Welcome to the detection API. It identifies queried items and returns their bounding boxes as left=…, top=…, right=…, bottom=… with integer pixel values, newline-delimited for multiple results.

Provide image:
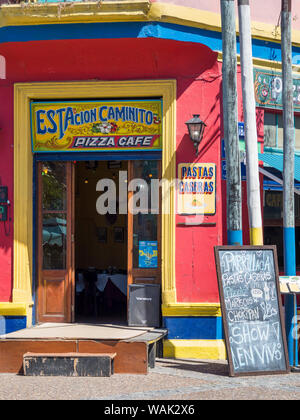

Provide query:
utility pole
left=221, top=0, right=243, bottom=245
left=281, top=0, right=297, bottom=367
left=237, top=0, right=263, bottom=246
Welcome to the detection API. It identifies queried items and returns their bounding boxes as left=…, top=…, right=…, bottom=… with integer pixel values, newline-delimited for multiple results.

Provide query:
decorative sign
left=221, top=123, right=249, bottom=181
left=177, top=163, right=216, bottom=215
left=238, top=122, right=245, bottom=139
left=30, top=100, right=162, bottom=152
left=254, top=68, right=300, bottom=110
left=139, top=241, right=158, bottom=268
left=221, top=150, right=247, bottom=181
left=264, top=191, right=282, bottom=220
left=279, top=276, right=300, bottom=294
left=214, top=245, right=290, bottom=377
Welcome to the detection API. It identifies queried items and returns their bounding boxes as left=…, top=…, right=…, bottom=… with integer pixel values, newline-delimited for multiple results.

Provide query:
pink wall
left=175, top=56, right=223, bottom=302
left=150, top=0, right=300, bottom=31
left=0, top=34, right=266, bottom=304
left=0, top=38, right=223, bottom=303
left=0, top=82, right=13, bottom=302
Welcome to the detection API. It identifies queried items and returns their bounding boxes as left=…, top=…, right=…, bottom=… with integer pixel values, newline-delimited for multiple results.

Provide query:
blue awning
left=258, top=152, right=300, bottom=183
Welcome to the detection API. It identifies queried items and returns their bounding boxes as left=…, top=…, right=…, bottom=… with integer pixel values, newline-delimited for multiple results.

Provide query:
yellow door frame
left=13, top=79, right=177, bottom=325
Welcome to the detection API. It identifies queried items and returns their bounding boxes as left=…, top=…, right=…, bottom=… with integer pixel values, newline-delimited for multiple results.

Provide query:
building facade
left=0, top=0, right=299, bottom=360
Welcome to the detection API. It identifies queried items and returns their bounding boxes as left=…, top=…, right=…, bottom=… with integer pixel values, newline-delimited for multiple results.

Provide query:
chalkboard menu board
left=214, top=246, right=290, bottom=377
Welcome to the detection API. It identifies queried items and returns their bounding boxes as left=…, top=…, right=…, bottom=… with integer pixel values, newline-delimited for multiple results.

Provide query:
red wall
left=0, top=37, right=229, bottom=303
left=0, top=84, right=13, bottom=301
left=175, top=57, right=223, bottom=302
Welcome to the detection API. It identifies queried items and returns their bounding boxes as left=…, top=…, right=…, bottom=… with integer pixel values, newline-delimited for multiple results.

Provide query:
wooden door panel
left=37, top=162, right=74, bottom=324
left=44, top=276, right=66, bottom=315
left=134, top=277, right=156, bottom=284
left=132, top=269, right=160, bottom=284
left=127, top=160, right=161, bottom=289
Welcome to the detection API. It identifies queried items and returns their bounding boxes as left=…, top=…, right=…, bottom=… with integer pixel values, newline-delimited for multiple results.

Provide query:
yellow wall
left=14, top=79, right=177, bottom=326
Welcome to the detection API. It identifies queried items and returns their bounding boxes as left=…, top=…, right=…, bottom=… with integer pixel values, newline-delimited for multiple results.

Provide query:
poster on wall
left=253, top=68, right=300, bottom=110
left=139, top=241, right=158, bottom=268
left=30, top=99, right=162, bottom=152
left=177, top=163, right=216, bottom=215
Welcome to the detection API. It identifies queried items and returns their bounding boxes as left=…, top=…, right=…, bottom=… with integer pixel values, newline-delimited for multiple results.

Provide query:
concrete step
left=23, top=352, right=116, bottom=377
left=0, top=329, right=167, bottom=374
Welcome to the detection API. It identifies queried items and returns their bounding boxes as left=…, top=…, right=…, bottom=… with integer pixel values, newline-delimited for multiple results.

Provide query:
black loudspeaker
left=128, top=284, right=161, bottom=327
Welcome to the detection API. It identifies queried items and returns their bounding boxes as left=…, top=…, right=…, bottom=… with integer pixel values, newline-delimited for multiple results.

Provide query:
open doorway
left=36, top=159, right=162, bottom=325
left=75, top=160, right=128, bottom=324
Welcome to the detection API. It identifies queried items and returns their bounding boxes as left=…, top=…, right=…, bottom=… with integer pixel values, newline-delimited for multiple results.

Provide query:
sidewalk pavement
left=1, top=358, right=300, bottom=400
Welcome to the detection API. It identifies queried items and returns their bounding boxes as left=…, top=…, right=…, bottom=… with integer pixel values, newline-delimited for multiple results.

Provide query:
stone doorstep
left=23, top=352, right=117, bottom=377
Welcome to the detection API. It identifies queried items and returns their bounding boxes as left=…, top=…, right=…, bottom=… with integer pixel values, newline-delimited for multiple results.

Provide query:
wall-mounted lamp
left=185, top=114, right=206, bottom=156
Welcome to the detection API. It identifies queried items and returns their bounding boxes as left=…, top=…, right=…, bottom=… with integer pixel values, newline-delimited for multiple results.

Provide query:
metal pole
left=237, top=0, right=263, bottom=246
left=221, top=0, right=243, bottom=245
left=281, top=0, right=297, bottom=367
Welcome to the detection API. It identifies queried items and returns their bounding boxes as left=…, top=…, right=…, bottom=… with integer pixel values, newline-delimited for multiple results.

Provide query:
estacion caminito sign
left=30, top=99, right=162, bottom=152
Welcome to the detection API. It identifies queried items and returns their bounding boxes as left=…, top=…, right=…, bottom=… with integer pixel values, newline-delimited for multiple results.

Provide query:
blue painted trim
left=32, top=156, right=37, bottom=325
left=216, top=315, right=223, bottom=340
left=264, top=147, right=300, bottom=157
left=163, top=316, right=224, bottom=340
left=1, top=22, right=300, bottom=63
left=263, top=180, right=300, bottom=191
left=227, top=230, right=243, bottom=246
left=0, top=316, right=27, bottom=335
left=34, top=151, right=162, bottom=161
left=0, top=22, right=222, bottom=46
left=0, top=315, right=4, bottom=335
left=283, top=226, right=297, bottom=366
left=32, top=152, right=161, bottom=322
left=283, top=226, right=296, bottom=276
left=32, top=98, right=162, bottom=105
left=285, top=294, right=297, bottom=366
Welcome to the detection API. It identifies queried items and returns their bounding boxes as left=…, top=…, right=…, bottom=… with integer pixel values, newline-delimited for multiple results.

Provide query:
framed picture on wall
left=96, top=227, right=107, bottom=243
left=114, top=227, right=124, bottom=243
left=108, top=161, right=122, bottom=169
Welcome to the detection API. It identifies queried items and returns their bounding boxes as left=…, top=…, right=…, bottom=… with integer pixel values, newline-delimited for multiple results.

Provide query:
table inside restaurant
left=95, top=273, right=127, bottom=296
left=75, top=270, right=127, bottom=317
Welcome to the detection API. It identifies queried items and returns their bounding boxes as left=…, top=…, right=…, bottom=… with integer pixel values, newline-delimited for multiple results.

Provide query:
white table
left=76, top=272, right=85, bottom=293
left=96, top=273, right=127, bottom=296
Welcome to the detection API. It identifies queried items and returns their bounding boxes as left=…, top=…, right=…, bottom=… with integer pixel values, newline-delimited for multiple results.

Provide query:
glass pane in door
left=37, top=160, right=74, bottom=323
left=41, top=161, right=68, bottom=270
left=131, top=161, right=159, bottom=269
left=42, top=162, right=67, bottom=211
left=42, top=213, right=67, bottom=270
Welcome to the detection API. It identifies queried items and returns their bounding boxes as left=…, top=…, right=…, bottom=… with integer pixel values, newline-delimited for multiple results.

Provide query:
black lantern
left=185, top=114, right=206, bottom=156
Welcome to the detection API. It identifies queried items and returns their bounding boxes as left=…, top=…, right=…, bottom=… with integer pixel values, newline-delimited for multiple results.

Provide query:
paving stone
left=1, top=358, right=300, bottom=400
